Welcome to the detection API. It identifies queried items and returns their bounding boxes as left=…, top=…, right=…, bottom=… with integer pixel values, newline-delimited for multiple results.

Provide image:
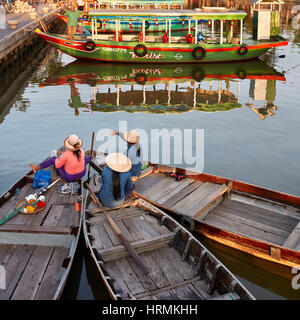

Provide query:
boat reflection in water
left=39, top=59, right=285, bottom=118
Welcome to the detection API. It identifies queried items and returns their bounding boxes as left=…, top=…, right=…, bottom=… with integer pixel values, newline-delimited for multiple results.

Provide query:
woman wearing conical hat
left=112, top=129, right=143, bottom=179
left=98, top=153, right=135, bottom=208
left=30, top=134, right=90, bottom=182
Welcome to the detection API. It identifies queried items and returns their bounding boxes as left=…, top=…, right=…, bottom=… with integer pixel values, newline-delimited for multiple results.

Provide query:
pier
left=0, top=4, right=64, bottom=72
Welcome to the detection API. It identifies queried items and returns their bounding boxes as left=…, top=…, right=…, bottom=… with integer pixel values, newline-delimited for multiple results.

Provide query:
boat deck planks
left=84, top=190, right=254, bottom=300
left=0, top=174, right=82, bottom=300
left=133, top=167, right=300, bottom=267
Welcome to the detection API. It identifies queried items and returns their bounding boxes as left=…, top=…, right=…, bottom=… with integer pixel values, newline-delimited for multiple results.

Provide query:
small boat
left=0, top=155, right=83, bottom=300
left=90, top=158, right=300, bottom=271
left=36, top=5, right=288, bottom=63
left=83, top=175, right=255, bottom=300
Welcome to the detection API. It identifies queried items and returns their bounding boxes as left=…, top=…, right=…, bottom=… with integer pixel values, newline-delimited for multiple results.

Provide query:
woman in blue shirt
left=98, top=153, right=135, bottom=208
left=112, top=129, right=143, bottom=178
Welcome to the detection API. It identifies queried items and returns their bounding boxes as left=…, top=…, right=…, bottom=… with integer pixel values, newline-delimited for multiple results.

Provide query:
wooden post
left=142, top=20, right=145, bottom=43
left=220, top=20, right=223, bottom=44
left=195, top=19, right=198, bottom=44
left=188, top=19, right=191, bottom=34
left=169, top=19, right=171, bottom=44
left=240, top=19, right=243, bottom=44
left=116, top=20, right=119, bottom=42
left=212, top=19, right=214, bottom=40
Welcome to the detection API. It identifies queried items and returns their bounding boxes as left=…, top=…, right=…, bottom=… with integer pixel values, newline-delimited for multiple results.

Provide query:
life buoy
left=192, top=46, right=206, bottom=60
left=237, top=44, right=248, bottom=55
left=84, top=40, right=96, bottom=51
left=145, top=20, right=150, bottom=29
left=180, top=216, right=195, bottom=232
left=192, top=68, right=206, bottom=82
left=134, top=44, right=147, bottom=57
left=236, top=69, right=247, bottom=79
left=135, top=73, right=147, bottom=85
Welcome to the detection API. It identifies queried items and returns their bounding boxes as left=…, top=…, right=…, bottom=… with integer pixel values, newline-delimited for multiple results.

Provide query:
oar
left=0, top=178, right=61, bottom=226
left=85, top=183, right=150, bottom=276
left=36, top=10, right=48, bottom=33
left=87, top=131, right=95, bottom=181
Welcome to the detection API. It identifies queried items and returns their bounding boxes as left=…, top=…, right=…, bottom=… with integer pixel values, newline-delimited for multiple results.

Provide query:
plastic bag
left=32, top=170, right=51, bottom=189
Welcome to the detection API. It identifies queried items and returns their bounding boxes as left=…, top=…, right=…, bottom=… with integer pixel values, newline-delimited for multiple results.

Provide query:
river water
left=0, top=0, right=300, bottom=300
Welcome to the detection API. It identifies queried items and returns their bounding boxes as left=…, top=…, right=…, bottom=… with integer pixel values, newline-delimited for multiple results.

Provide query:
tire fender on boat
left=180, top=215, right=195, bottom=232
left=85, top=40, right=96, bottom=51
left=192, top=46, right=206, bottom=60
left=134, top=44, right=147, bottom=57
left=192, top=68, right=206, bottom=82
left=145, top=20, right=150, bottom=29
left=135, top=73, right=148, bottom=85
left=237, top=44, right=248, bottom=55
left=237, top=69, right=247, bottom=79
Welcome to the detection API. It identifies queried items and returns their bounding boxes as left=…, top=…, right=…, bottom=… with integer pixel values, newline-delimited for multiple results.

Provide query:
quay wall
left=0, top=7, right=64, bottom=72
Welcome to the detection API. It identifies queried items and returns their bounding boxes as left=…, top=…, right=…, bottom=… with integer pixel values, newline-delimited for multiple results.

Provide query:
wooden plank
left=135, top=173, right=167, bottom=195
left=122, top=218, right=143, bottom=241
left=160, top=246, right=195, bottom=280
left=219, top=200, right=298, bottom=233
left=0, top=245, right=35, bottom=300
left=162, top=180, right=203, bottom=208
left=34, top=247, right=69, bottom=299
left=126, top=256, right=157, bottom=292
left=143, top=214, right=172, bottom=235
left=211, top=292, right=240, bottom=300
left=113, top=257, right=146, bottom=295
left=0, top=224, right=71, bottom=235
left=283, top=221, right=300, bottom=249
left=132, top=216, right=160, bottom=239
left=97, top=233, right=174, bottom=262
left=11, top=246, right=55, bottom=300
left=42, top=204, right=65, bottom=227
left=0, top=231, right=74, bottom=247
left=192, top=279, right=214, bottom=300
left=140, top=251, right=170, bottom=288
left=171, top=183, right=227, bottom=218
left=151, top=248, right=184, bottom=284
left=204, top=212, right=286, bottom=245
left=172, top=283, right=203, bottom=300
left=96, top=223, right=114, bottom=249
left=104, top=260, right=132, bottom=298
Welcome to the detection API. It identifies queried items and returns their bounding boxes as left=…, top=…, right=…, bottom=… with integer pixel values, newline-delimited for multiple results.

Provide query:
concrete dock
left=0, top=5, right=64, bottom=71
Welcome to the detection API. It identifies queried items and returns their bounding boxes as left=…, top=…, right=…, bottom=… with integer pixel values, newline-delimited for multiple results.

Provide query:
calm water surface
left=1, top=0, right=300, bottom=300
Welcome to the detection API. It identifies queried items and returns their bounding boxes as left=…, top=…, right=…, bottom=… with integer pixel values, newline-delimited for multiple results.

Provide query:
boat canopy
left=88, top=8, right=247, bottom=21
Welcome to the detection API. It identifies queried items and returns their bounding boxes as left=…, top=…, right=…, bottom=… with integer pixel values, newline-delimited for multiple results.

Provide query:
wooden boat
left=36, top=6, right=288, bottom=63
left=0, top=157, right=83, bottom=300
left=83, top=175, right=255, bottom=300
left=89, top=158, right=300, bottom=271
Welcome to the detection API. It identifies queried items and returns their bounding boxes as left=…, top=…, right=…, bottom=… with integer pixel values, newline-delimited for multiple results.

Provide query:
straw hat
left=64, top=134, right=83, bottom=151
left=106, top=153, right=132, bottom=173
left=123, top=130, right=139, bottom=144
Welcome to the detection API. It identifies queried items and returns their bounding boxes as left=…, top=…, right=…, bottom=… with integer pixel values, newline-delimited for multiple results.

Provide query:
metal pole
left=220, top=20, right=223, bottom=44
left=240, top=19, right=243, bottom=44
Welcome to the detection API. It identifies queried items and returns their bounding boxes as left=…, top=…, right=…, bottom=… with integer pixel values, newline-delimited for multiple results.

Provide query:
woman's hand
left=57, top=149, right=62, bottom=157
left=111, top=131, right=119, bottom=136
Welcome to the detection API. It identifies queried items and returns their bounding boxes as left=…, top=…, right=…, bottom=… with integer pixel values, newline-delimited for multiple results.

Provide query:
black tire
left=192, top=46, right=206, bottom=60
left=237, top=44, right=248, bottom=55
left=180, top=216, right=195, bottom=232
left=145, top=20, right=150, bottom=29
left=237, top=69, right=247, bottom=79
left=84, top=40, right=96, bottom=51
left=192, top=68, right=206, bottom=82
left=135, top=73, right=147, bottom=85
left=134, top=44, right=147, bottom=57
left=82, top=14, right=89, bottom=19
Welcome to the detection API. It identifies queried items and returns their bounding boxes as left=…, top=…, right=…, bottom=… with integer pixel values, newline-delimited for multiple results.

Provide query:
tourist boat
left=89, top=157, right=300, bottom=271
left=57, top=1, right=187, bottom=33
left=38, top=60, right=285, bottom=116
left=0, top=154, right=83, bottom=300
left=82, top=175, right=255, bottom=300
left=36, top=5, right=288, bottom=63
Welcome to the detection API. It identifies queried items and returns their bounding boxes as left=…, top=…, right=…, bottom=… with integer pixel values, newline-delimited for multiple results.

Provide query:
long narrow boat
left=0, top=155, right=83, bottom=300
left=90, top=158, right=300, bottom=272
left=36, top=6, right=288, bottom=63
left=83, top=175, right=255, bottom=300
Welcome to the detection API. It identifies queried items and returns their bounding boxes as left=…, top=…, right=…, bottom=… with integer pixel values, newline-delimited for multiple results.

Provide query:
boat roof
left=88, top=8, right=247, bottom=20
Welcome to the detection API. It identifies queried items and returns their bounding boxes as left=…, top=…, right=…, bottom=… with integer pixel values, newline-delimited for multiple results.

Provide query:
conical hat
left=105, top=153, right=132, bottom=173
left=64, top=135, right=83, bottom=151
left=123, top=130, right=139, bottom=144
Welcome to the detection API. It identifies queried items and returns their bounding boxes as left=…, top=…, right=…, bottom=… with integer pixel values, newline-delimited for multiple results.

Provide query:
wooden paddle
left=85, top=183, right=150, bottom=276
left=87, top=131, right=95, bottom=181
